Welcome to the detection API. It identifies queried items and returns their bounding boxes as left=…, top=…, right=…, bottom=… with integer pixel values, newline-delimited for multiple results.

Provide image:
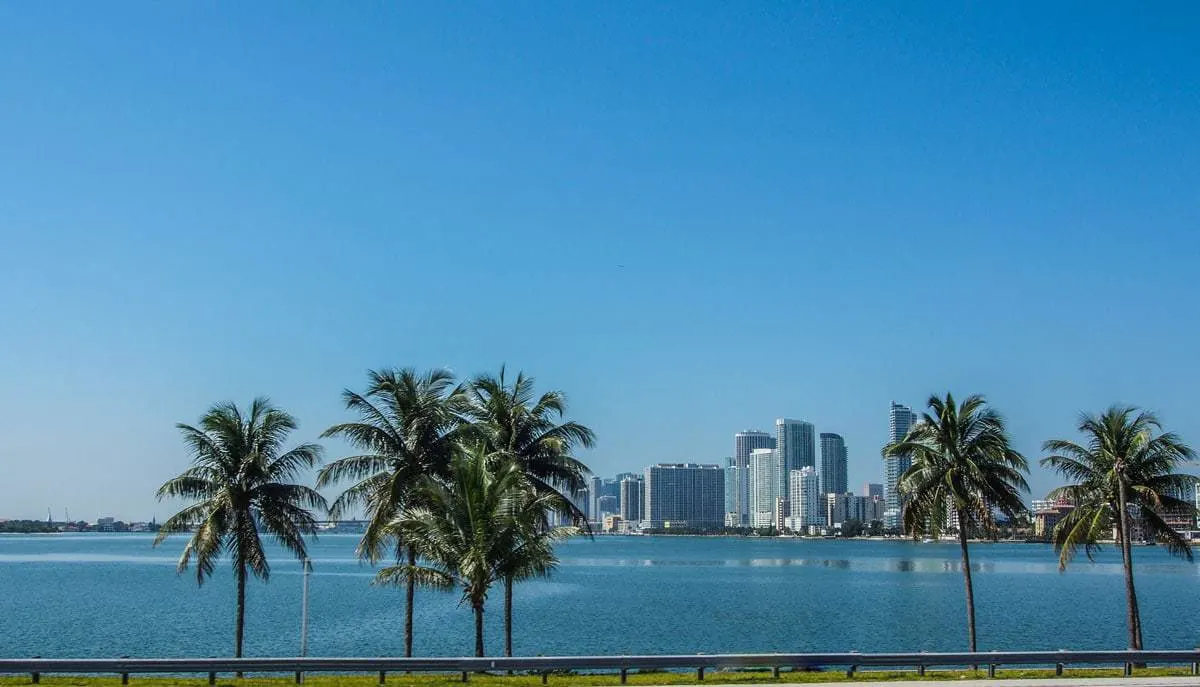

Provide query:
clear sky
left=2, top=3, right=1198, bottom=521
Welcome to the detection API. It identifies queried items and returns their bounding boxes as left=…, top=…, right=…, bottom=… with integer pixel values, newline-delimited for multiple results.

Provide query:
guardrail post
left=619, top=668, right=628, bottom=685
left=772, top=666, right=780, bottom=679
left=31, top=656, right=40, bottom=685
left=1192, top=661, right=1199, bottom=676
left=379, top=670, right=386, bottom=685
left=847, top=651, right=859, bottom=678
left=698, top=666, right=705, bottom=681
left=917, top=664, right=925, bottom=677
left=209, top=671, right=216, bottom=686
left=1123, top=662, right=1132, bottom=677
left=1055, top=663, right=1063, bottom=676
left=987, top=664, right=995, bottom=678
left=541, top=671, right=548, bottom=685
left=461, top=671, right=469, bottom=682
left=121, top=656, right=130, bottom=685
left=294, top=670, right=303, bottom=684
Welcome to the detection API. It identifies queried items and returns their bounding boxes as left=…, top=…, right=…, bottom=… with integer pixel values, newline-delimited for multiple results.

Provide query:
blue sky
left=1, top=3, right=1198, bottom=521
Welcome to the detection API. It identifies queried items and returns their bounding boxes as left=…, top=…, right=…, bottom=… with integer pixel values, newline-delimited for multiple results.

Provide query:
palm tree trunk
left=405, top=546, right=416, bottom=658
left=473, top=602, right=485, bottom=658
left=235, top=561, right=247, bottom=677
left=1116, top=482, right=1144, bottom=650
left=957, top=510, right=978, bottom=654
left=504, top=575, right=514, bottom=658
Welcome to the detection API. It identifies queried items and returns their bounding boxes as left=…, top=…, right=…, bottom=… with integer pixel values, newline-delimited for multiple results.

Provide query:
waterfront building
left=774, top=497, right=789, bottom=531
left=723, top=457, right=743, bottom=527
left=884, top=401, right=918, bottom=529
left=820, top=432, right=848, bottom=496
left=642, top=463, right=725, bottom=529
left=588, top=476, right=603, bottom=522
left=788, top=467, right=822, bottom=528
left=749, top=448, right=779, bottom=528
left=619, top=476, right=645, bottom=525
left=826, top=492, right=886, bottom=528
left=776, top=418, right=815, bottom=499
left=734, top=431, right=775, bottom=526
left=863, top=483, right=883, bottom=499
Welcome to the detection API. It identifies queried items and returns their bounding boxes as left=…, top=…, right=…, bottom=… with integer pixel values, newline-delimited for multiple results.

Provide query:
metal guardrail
left=2, top=650, right=1199, bottom=684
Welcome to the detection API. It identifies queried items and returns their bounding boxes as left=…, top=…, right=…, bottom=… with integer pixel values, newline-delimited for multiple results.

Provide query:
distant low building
left=1033, top=498, right=1074, bottom=538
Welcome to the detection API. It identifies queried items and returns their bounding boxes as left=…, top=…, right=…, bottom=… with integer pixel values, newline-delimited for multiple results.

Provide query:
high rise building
left=619, top=477, right=644, bottom=525
left=749, top=448, right=779, bottom=528
left=734, top=431, right=774, bottom=526
left=788, top=467, right=822, bottom=528
left=723, top=457, right=742, bottom=526
left=642, top=463, right=725, bottom=529
left=820, top=433, right=848, bottom=496
left=588, top=476, right=603, bottom=522
left=884, top=402, right=919, bottom=529
left=863, top=483, right=883, bottom=499
left=776, top=419, right=816, bottom=499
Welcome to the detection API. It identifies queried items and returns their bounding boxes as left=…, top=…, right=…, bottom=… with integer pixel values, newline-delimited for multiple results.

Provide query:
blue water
left=1, top=534, right=1197, bottom=659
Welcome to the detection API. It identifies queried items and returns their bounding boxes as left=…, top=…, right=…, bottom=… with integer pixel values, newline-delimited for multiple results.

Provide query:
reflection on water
left=565, top=557, right=1047, bottom=574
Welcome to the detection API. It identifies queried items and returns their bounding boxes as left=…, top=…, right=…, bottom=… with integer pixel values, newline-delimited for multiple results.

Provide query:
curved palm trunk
left=473, top=602, right=485, bottom=658
left=1116, top=482, right=1144, bottom=650
left=504, top=575, right=513, bottom=658
left=405, top=546, right=417, bottom=658
left=235, top=561, right=247, bottom=677
left=957, top=511, right=977, bottom=654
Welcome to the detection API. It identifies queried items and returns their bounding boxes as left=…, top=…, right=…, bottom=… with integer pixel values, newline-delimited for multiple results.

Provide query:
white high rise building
left=750, top=448, right=779, bottom=528
left=776, top=418, right=815, bottom=499
left=884, top=402, right=918, bottom=529
left=734, top=431, right=775, bottom=526
left=789, top=467, right=822, bottom=528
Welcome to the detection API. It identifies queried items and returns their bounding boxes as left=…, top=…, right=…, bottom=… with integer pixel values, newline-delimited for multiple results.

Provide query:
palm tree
left=379, top=447, right=531, bottom=657
left=883, top=393, right=1029, bottom=653
left=494, top=487, right=578, bottom=658
left=316, top=368, right=465, bottom=657
left=463, top=367, right=594, bottom=655
left=154, top=399, right=325, bottom=659
left=1041, top=406, right=1197, bottom=650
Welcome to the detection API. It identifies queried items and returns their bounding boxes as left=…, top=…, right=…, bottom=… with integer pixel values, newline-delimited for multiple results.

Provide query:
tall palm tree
left=883, top=393, right=1029, bottom=653
left=154, top=399, right=325, bottom=659
left=379, top=447, right=530, bottom=657
left=1041, top=406, right=1197, bottom=650
left=463, top=367, right=594, bottom=655
left=316, top=368, right=465, bottom=658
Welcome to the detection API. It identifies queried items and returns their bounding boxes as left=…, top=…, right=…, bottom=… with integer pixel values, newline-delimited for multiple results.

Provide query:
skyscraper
left=863, top=483, right=883, bottom=499
left=734, top=431, right=774, bottom=526
left=588, top=476, right=603, bottom=522
left=619, top=477, right=644, bottom=525
left=642, top=463, right=725, bottom=529
left=820, top=432, right=848, bottom=496
left=884, top=401, right=919, bottom=529
left=776, top=418, right=815, bottom=499
left=788, top=467, right=822, bottom=528
left=723, top=457, right=742, bottom=526
left=749, top=448, right=779, bottom=528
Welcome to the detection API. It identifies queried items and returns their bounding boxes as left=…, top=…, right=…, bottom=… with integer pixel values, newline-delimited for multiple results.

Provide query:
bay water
left=1, top=534, right=1198, bottom=658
